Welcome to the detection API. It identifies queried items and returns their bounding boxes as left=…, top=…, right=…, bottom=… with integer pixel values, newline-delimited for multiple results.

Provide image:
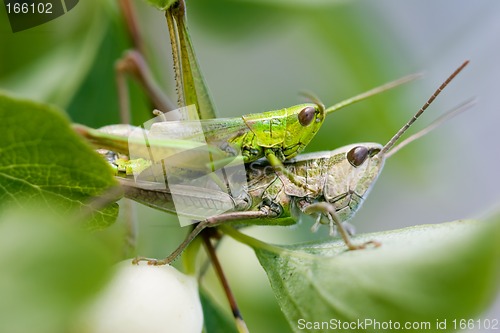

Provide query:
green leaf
left=200, top=288, right=238, bottom=333
left=0, top=92, right=119, bottom=229
left=250, top=216, right=500, bottom=333
left=0, top=209, right=114, bottom=333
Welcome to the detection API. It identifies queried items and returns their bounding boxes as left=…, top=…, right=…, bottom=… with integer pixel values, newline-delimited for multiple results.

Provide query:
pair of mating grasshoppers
left=75, top=2, right=471, bottom=332
left=75, top=0, right=470, bottom=265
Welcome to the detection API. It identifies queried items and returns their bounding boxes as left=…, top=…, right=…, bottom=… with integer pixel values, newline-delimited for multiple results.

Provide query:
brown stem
left=202, top=232, right=249, bottom=333
left=117, top=0, right=145, bottom=54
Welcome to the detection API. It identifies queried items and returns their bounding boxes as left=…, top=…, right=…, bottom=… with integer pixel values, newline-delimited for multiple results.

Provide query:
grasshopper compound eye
left=298, top=106, right=317, bottom=126
left=347, top=146, right=369, bottom=167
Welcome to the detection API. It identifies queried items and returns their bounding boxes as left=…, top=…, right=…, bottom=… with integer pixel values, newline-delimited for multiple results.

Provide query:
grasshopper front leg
left=303, top=202, right=381, bottom=250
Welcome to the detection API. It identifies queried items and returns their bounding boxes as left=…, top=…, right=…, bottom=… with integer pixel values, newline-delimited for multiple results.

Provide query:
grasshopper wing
left=118, top=177, right=238, bottom=220
left=149, top=117, right=248, bottom=149
left=74, top=123, right=234, bottom=172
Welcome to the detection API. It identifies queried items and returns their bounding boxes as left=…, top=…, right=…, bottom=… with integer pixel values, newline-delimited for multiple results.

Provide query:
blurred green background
left=1, top=0, right=499, bottom=332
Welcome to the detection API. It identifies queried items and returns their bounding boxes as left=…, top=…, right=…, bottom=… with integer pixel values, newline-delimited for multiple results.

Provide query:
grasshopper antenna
left=379, top=60, right=469, bottom=156
left=300, top=72, right=423, bottom=118
left=324, top=72, right=423, bottom=115
left=386, top=98, right=476, bottom=158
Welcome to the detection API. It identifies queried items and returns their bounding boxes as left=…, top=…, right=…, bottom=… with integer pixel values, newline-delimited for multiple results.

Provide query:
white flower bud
left=79, top=260, right=203, bottom=333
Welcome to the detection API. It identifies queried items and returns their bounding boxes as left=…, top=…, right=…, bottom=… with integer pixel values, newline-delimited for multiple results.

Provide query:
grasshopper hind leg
left=133, top=209, right=280, bottom=266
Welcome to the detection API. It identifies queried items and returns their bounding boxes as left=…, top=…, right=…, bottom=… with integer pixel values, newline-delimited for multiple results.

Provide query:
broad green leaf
left=200, top=288, right=238, bottom=333
left=250, top=216, right=500, bottom=333
left=0, top=209, right=114, bottom=333
left=0, top=92, right=119, bottom=229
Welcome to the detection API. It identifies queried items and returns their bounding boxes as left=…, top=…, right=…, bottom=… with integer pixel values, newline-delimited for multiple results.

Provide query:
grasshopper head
left=243, top=102, right=324, bottom=155
left=282, top=103, right=325, bottom=158
left=323, top=143, right=385, bottom=222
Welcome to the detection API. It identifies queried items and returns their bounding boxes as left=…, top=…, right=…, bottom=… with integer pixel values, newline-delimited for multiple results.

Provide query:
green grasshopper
left=75, top=73, right=418, bottom=187
left=98, top=0, right=419, bottom=190
left=112, top=60, right=469, bottom=265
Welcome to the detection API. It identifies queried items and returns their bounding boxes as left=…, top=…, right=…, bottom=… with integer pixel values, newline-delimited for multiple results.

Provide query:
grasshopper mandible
left=116, top=60, right=469, bottom=265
